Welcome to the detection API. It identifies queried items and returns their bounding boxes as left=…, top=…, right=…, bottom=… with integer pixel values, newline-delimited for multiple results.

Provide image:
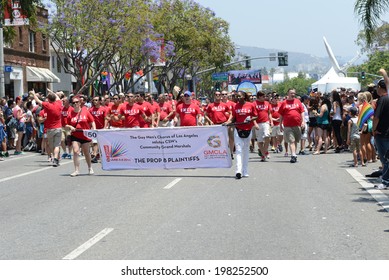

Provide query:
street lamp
left=185, top=74, right=192, bottom=92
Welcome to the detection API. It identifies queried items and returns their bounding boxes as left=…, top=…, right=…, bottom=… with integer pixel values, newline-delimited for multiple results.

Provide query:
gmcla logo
left=207, top=135, right=221, bottom=148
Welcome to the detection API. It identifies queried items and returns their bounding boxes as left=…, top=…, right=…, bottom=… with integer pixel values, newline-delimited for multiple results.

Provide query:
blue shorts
left=16, top=122, right=26, bottom=133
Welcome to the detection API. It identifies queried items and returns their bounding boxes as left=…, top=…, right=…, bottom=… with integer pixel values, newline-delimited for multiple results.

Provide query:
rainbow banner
left=357, top=101, right=374, bottom=130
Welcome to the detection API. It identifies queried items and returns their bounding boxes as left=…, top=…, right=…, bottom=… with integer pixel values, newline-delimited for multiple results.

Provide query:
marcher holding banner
left=176, top=91, right=203, bottom=126
left=66, top=97, right=96, bottom=177
left=119, top=93, right=149, bottom=128
left=89, top=96, right=107, bottom=163
left=204, top=91, right=232, bottom=125
left=226, top=91, right=258, bottom=179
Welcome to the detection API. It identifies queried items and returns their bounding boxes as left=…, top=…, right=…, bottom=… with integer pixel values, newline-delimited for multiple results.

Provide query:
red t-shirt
left=206, top=102, right=230, bottom=124
left=270, top=102, right=281, bottom=126
left=254, top=100, right=271, bottom=123
left=176, top=103, right=201, bottom=126
left=278, top=98, right=304, bottom=127
left=61, top=106, right=74, bottom=127
left=107, top=104, right=123, bottom=128
left=232, top=102, right=258, bottom=130
left=225, top=100, right=236, bottom=111
left=42, top=100, right=62, bottom=129
left=137, top=101, right=153, bottom=128
left=39, top=109, right=48, bottom=133
left=67, top=108, right=95, bottom=141
left=158, top=102, right=172, bottom=121
left=89, top=106, right=107, bottom=129
left=119, top=103, right=144, bottom=128
left=167, top=100, right=177, bottom=120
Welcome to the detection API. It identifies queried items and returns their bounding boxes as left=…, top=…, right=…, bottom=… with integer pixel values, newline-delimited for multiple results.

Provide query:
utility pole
left=0, top=24, right=5, bottom=98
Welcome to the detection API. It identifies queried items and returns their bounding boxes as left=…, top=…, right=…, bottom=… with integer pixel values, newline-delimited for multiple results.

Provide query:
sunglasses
left=113, top=98, right=119, bottom=100
left=73, top=101, right=80, bottom=104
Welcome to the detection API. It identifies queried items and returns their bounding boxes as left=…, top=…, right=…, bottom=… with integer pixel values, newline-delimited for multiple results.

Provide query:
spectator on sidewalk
left=372, top=75, right=389, bottom=189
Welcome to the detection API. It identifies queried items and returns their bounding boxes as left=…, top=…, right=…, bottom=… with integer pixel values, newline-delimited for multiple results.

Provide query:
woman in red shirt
left=227, top=91, right=259, bottom=179
left=66, top=97, right=96, bottom=177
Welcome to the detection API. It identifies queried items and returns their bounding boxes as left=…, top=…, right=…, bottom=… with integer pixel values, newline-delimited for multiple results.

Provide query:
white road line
left=163, top=178, right=182, bottom=189
left=346, top=168, right=389, bottom=213
left=63, top=228, right=114, bottom=260
left=0, top=166, right=53, bottom=183
left=3, top=154, right=36, bottom=162
left=0, top=159, right=76, bottom=184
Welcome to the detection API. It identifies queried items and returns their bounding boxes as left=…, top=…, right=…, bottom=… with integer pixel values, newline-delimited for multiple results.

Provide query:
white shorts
left=301, top=123, right=308, bottom=140
left=271, top=125, right=283, bottom=137
left=255, top=122, right=271, bottom=142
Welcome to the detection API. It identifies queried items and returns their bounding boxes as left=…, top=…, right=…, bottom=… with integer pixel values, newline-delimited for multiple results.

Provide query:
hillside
left=238, top=45, right=355, bottom=74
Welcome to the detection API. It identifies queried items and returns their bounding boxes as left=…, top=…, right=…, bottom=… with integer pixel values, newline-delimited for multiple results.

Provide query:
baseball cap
left=301, top=94, right=310, bottom=101
left=349, top=106, right=358, bottom=115
left=184, top=91, right=191, bottom=96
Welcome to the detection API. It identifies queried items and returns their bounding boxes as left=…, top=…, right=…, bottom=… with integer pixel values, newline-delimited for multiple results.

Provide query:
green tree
left=44, top=0, right=154, bottom=94
left=151, top=0, right=235, bottom=93
left=356, top=22, right=389, bottom=53
left=355, top=0, right=389, bottom=46
left=273, top=75, right=315, bottom=96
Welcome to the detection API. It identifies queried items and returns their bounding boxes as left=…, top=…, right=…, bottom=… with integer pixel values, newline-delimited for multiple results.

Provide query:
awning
left=26, top=66, right=61, bottom=83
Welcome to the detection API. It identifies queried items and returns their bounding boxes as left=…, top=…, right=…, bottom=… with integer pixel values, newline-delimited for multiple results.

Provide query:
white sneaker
left=242, top=174, right=249, bottom=177
left=88, top=168, right=94, bottom=175
left=374, top=184, right=388, bottom=190
left=70, top=171, right=79, bottom=177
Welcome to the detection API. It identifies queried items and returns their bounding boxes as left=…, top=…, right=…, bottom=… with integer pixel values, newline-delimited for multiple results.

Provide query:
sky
left=194, top=0, right=366, bottom=58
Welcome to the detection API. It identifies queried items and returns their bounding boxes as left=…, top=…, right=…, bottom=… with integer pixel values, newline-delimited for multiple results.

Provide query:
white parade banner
left=92, top=126, right=232, bottom=170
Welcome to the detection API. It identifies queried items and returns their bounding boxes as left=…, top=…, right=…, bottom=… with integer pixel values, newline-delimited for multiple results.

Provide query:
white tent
left=311, top=67, right=360, bottom=93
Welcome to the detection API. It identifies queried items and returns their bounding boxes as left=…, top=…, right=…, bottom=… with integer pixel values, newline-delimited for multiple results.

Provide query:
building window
left=19, top=27, right=23, bottom=43
left=52, top=56, right=55, bottom=69
left=29, top=31, right=35, bottom=52
left=42, top=34, right=47, bottom=51
left=57, top=56, right=62, bottom=73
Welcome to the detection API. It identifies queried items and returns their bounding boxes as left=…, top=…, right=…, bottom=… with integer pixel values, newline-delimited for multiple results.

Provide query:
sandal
left=349, top=164, right=358, bottom=167
left=312, top=151, right=320, bottom=155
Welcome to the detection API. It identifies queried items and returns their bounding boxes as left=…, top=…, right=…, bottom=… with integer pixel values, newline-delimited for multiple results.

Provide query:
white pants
left=234, top=128, right=252, bottom=176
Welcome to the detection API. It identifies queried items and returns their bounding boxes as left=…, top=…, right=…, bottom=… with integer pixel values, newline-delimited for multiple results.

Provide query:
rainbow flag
left=357, top=101, right=374, bottom=130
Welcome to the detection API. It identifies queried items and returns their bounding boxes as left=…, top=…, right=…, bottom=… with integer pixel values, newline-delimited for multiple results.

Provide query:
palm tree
left=355, top=0, right=389, bottom=46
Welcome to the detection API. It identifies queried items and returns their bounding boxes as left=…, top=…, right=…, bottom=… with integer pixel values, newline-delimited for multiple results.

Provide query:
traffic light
left=361, top=71, right=366, bottom=79
left=278, top=52, right=288, bottom=66
left=245, top=56, right=251, bottom=69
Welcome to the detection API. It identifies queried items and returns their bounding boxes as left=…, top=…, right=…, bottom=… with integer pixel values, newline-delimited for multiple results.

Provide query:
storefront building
left=3, top=7, right=60, bottom=99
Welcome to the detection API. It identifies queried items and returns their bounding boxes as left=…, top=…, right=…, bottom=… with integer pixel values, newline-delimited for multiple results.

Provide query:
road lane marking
left=0, top=159, right=76, bottom=184
left=163, top=178, right=182, bottom=189
left=3, top=154, right=36, bottom=162
left=62, top=228, right=114, bottom=260
left=346, top=168, right=389, bottom=213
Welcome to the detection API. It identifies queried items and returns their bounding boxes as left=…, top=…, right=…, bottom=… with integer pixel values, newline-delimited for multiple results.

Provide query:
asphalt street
left=0, top=149, right=388, bottom=260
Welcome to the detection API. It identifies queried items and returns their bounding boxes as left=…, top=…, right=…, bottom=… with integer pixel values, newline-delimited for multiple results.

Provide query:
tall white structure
left=312, top=37, right=361, bottom=93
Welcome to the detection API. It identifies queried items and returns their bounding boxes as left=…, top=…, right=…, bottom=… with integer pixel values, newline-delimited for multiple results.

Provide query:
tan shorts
left=61, top=127, right=70, bottom=141
left=349, top=138, right=360, bottom=152
left=47, top=128, right=62, bottom=149
left=283, top=126, right=301, bottom=144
